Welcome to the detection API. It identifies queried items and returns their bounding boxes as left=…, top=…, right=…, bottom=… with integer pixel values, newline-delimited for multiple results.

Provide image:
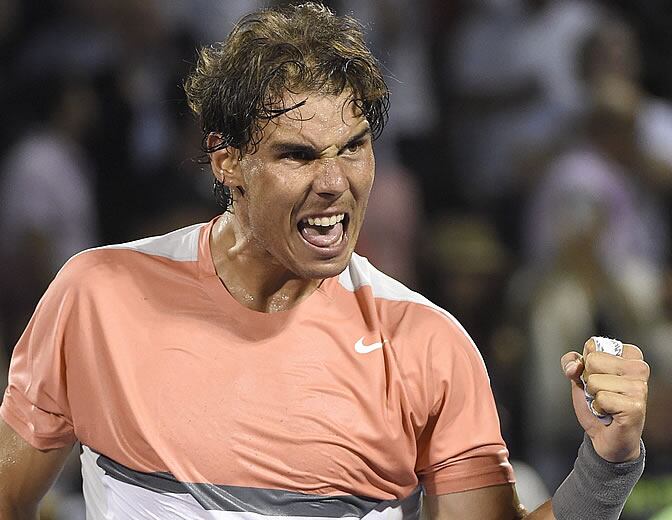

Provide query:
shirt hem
left=0, top=401, right=76, bottom=450
left=422, top=472, right=515, bottom=496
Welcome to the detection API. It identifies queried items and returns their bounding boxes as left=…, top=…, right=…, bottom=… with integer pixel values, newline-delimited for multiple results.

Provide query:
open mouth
left=297, top=213, right=349, bottom=249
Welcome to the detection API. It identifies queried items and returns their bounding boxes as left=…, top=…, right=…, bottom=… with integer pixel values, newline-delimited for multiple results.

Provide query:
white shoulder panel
left=339, top=254, right=487, bottom=371
left=101, top=222, right=205, bottom=262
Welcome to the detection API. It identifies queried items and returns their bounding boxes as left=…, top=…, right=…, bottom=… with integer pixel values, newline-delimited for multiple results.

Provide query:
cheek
left=246, top=177, right=300, bottom=234
left=351, top=158, right=375, bottom=198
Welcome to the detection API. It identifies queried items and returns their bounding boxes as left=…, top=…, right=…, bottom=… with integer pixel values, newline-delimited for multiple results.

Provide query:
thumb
left=561, top=351, right=601, bottom=433
left=561, top=351, right=584, bottom=382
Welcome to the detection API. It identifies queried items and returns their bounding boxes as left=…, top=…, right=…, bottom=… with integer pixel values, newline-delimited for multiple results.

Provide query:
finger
left=584, top=353, right=650, bottom=381
left=584, top=374, right=648, bottom=400
left=561, top=351, right=584, bottom=380
left=570, top=377, right=603, bottom=429
left=621, top=343, right=644, bottom=360
left=592, top=390, right=647, bottom=421
left=582, top=338, right=598, bottom=358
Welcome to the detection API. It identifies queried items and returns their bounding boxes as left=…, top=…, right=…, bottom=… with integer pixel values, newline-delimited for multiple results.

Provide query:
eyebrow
left=339, top=127, right=372, bottom=153
left=269, top=127, right=372, bottom=158
left=270, top=141, right=319, bottom=159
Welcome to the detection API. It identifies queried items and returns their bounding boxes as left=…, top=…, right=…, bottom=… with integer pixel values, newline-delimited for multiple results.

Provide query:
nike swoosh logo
left=355, top=337, right=388, bottom=354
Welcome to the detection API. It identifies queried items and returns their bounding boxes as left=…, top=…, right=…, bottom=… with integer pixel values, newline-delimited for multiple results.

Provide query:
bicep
left=424, top=484, right=527, bottom=520
left=0, top=418, right=73, bottom=513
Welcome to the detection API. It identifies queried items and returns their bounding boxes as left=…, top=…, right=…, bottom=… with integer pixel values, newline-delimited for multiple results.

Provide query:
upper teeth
left=305, top=214, right=345, bottom=227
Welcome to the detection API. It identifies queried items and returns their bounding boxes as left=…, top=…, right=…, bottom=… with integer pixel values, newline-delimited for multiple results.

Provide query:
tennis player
left=0, top=4, right=648, bottom=519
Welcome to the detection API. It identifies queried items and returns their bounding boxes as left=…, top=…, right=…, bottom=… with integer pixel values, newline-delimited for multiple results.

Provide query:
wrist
left=593, top=435, right=643, bottom=464
left=551, top=434, right=645, bottom=520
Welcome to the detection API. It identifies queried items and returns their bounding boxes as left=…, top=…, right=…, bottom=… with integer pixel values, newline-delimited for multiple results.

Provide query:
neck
left=210, top=214, right=322, bottom=312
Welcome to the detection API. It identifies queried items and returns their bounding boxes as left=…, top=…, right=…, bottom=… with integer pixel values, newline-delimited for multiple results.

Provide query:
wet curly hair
left=184, top=2, right=390, bottom=209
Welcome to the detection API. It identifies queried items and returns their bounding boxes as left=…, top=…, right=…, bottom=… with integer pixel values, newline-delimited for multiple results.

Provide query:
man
left=0, top=3, right=648, bottom=519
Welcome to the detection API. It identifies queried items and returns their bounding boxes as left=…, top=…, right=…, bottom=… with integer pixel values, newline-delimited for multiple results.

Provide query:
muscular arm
left=0, top=418, right=73, bottom=519
left=424, top=484, right=553, bottom=520
left=425, top=339, right=648, bottom=520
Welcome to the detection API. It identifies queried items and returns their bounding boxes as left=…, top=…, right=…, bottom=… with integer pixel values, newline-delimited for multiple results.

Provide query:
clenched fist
left=561, top=338, right=649, bottom=463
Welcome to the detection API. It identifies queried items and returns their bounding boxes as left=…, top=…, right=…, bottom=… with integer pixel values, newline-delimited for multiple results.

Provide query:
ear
left=207, top=133, right=245, bottom=188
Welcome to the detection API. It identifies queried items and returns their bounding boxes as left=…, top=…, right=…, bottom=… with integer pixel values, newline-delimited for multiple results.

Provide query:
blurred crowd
left=1, top=0, right=671, bottom=518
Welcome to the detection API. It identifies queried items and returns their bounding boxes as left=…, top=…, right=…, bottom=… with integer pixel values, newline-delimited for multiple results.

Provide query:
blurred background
left=0, top=0, right=671, bottom=518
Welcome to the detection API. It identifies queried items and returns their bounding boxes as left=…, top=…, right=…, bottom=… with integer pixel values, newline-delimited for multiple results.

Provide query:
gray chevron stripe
left=95, top=451, right=422, bottom=518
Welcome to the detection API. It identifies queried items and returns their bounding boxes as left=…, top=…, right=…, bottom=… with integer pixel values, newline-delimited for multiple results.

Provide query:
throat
left=210, top=214, right=323, bottom=312
left=224, top=276, right=322, bottom=312
left=215, top=254, right=322, bottom=312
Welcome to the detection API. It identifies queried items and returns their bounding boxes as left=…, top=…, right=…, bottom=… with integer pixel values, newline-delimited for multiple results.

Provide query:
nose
left=312, top=158, right=349, bottom=198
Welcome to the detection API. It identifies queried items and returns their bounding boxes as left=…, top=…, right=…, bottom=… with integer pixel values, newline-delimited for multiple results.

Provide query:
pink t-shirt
left=1, top=219, right=514, bottom=519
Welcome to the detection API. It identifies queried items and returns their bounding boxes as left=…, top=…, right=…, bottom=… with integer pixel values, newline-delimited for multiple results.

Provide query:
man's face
left=217, top=91, right=375, bottom=280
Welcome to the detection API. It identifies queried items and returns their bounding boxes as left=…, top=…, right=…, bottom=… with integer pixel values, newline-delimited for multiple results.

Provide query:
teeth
left=304, top=213, right=344, bottom=227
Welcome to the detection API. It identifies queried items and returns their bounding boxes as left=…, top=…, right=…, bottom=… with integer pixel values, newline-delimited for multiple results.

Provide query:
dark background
left=1, top=1, right=671, bottom=518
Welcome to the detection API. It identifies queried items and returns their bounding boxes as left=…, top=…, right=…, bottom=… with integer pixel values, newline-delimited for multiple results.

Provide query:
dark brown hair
left=184, top=2, right=389, bottom=208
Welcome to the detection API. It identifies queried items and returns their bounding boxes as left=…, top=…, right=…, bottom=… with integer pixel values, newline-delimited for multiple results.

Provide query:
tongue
left=301, top=222, right=343, bottom=247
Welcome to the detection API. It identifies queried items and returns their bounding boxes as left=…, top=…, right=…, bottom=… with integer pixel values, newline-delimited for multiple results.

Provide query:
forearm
left=524, top=499, right=554, bottom=519
left=522, top=435, right=644, bottom=520
left=550, top=435, right=644, bottom=520
left=0, top=420, right=74, bottom=520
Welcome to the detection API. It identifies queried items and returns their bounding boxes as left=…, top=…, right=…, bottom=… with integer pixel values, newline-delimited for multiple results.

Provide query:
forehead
left=259, top=90, right=368, bottom=146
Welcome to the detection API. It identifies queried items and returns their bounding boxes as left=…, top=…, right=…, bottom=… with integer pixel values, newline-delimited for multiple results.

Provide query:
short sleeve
left=0, top=265, right=78, bottom=449
left=415, top=316, right=515, bottom=495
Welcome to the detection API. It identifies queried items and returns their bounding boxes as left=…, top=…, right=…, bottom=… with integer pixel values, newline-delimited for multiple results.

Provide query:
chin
left=293, top=255, right=351, bottom=280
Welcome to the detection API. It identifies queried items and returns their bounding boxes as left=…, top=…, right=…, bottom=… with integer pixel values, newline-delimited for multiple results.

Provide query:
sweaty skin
left=208, top=92, right=375, bottom=312
left=208, top=92, right=650, bottom=518
left=0, top=419, right=72, bottom=519
left=0, top=88, right=650, bottom=518
left=562, top=339, right=648, bottom=463
left=425, top=339, right=648, bottom=519
left=319, top=144, right=340, bottom=158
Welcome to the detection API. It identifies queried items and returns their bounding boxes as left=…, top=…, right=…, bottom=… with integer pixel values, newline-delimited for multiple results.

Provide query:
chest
left=70, top=313, right=428, bottom=496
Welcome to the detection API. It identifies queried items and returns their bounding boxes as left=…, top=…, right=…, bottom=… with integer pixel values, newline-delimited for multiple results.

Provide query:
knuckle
left=625, top=344, right=644, bottom=359
left=636, top=346, right=644, bottom=359
left=593, top=396, right=608, bottom=415
left=587, top=373, right=607, bottom=395
left=639, top=360, right=651, bottom=380
left=631, top=399, right=646, bottom=415
left=626, top=359, right=650, bottom=380
left=635, top=380, right=648, bottom=399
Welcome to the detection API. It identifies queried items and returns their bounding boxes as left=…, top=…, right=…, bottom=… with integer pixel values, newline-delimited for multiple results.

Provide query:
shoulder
left=338, top=254, right=485, bottom=369
left=339, top=253, right=469, bottom=334
left=50, top=222, right=206, bottom=295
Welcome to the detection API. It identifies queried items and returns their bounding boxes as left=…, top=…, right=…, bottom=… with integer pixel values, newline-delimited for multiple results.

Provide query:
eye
left=343, top=140, right=364, bottom=155
left=280, top=150, right=313, bottom=162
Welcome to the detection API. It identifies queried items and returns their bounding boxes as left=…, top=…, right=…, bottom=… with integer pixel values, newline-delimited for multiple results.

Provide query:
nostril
left=313, top=166, right=348, bottom=195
